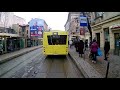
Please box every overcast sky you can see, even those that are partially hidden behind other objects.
[14,12,68,31]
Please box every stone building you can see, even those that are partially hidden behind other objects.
[90,12,120,55]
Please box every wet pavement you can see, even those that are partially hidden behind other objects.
[0,48,84,78]
[84,49,120,78]
[0,46,42,64]
[70,46,120,78]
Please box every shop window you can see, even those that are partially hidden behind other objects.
[104,28,110,41]
[27,30,28,34]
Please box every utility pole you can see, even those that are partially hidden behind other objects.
[82,12,86,60]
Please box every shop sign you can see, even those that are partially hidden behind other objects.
[110,24,120,29]
[80,16,88,26]
[80,27,85,35]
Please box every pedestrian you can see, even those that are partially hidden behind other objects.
[104,39,110,61]
[88,40,93,59]
[74,37,79,52]
[69,40,73,48]
[85,40,88,51]
[90,39,99,63]
[0,41,3,55]
[78,39,84,57]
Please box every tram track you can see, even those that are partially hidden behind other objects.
[37,55,85,78]
[0,48,85,78]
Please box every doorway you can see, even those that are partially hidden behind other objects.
[96,33,100,47]
[114,33,120,55]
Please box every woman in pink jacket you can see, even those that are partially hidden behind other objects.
[90,39,99,63]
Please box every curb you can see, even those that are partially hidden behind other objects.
[0,46,42,64]
[68,53,89,78]
[68,52,103,78]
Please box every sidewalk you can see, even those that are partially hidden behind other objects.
[69,46,120,78]
[84,48,120,78]
[68,47,103,78]
[0,45,42,64]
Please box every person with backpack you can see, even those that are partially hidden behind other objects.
[90,39,99,63]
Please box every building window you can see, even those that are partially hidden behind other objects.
[104,28,110,41]
[27,30,28,34]
[94,12,99,18]
[94,12,104,19]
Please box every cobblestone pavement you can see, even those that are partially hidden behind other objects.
[74,47,120,78]
[69,47,102,78]
[0,48,84,78]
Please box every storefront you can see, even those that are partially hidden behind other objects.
[27,39,31,47]
[0,35,9,54]
[7,37,21,52]
[110,24,120,55]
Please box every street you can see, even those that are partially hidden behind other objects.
[0,48,84,78]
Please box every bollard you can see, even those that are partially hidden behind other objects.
[84,49,86,60]
[105,56,110,78]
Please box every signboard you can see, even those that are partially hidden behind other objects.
[80,27,85,35]
[29,19,44,38]
[80,16,88,26]
[110,24,120,29]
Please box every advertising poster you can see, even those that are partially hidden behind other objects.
[29,19,44,38]
[80,27,85,35]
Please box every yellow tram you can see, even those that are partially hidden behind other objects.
[43,30,68,55]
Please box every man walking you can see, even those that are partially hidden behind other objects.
[85,40,88,51]
[104,39,110,61]
[78,39,84,57]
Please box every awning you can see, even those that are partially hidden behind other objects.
[110,24,120,29]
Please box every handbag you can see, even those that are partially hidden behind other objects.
[97,48,102,56]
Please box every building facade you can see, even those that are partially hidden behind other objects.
[19,24,30,48]
[91,12,120,55]
[29,18,48,45]
[0,12,26,54]
[65,12,80,41]
[65,12,91,44]
[0,12,26,28]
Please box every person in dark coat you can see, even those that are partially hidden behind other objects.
[104,39,110,61]
[78,39,84,57]
[74,37,79,52]
[85,40,88,51]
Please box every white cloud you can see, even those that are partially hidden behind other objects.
[14,12,68,31]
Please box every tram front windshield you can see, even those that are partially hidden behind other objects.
[47,35,67,45]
